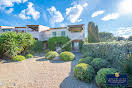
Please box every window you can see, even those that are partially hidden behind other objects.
[52,32,56,37]
[61,31,65,36]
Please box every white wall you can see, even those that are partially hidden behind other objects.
[41,28,85,41]
[70,31,85,41]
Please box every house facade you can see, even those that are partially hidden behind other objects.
[0,24,85,50]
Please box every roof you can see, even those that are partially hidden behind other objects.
[68,24,84,28]
[50,27,67,30]
[15,27,26,28]
[26,25,39,27]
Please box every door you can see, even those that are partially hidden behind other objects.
[73,42,79,50]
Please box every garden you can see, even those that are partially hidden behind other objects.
[73,22,132,88]
[0,22,132,88]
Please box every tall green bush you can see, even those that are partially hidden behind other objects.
[48,36,71,51]
[30,40,43,53]
[88,22,99,43]
[0,32,34,58]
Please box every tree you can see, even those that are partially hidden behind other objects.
[128,36,132,41]
[88,22,99,43]
[48,36,71,51]
[99,32,115,42]
[0,32,34,58]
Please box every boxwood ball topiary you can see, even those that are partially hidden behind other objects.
[95,68,124,88]
[74,63,95,82]
[60,51,75,61]
[45,51,59,60]
[78,56,93,64]
[91,58,109,72]
[13,55,26,61]
[25,54,34,58]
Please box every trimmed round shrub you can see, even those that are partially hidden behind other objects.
[13,55,26,61]
[78,56,93,64]
[60,51,75,61]
[91,58,109,72]
[25,54,33,58]
[45,51,59,60]
[74,63,95,82]
[96,68,121,88]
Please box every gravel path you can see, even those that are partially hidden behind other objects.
[0,52,97,88]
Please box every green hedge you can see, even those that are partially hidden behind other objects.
[82,42,132,70]
[13,55,26,61]
[0,32,34,58]
[48,36,71,51]
[74,63,95,82]
[60,51,75,61]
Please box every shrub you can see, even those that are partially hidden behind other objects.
[25,54,34,58]
[44,49,50,53]
[45,51,59,60]
[13,55,26,61]
[95,68,122,88]
[60,51,75,61]
[82,53,88,58]
[74,63,95,82]
[124,55,132,75]
[0,32,34,58]
[91,58,109,72]
[78,56,93,64]
[48,36,71,51]
[30,40,43,53]
[82,42,132,70]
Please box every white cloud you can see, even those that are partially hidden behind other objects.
[19,9,30,19]
[26,2,40,20]
[66,5,83,23]
[19,2,40,20]
[47,6,64,27]
[0,0,28,8]
[5,8,14,14]
[66,1,88,23]
[115,27,132,38]
[119,0,132,14]
[77,19,82,22]
[0,0,28,14]
[91,10,104,18]
[82,3,88,7]
[101,13,120,21]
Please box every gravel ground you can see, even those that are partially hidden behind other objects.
[0,52,97,88]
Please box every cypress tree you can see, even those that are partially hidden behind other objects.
[88,22,99,43]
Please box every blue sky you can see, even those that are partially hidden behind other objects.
[0,0,132,37]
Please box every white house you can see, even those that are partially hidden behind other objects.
[42,24,85,50]
[0,26,15,33]
[0,24,85,50]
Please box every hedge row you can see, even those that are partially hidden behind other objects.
[81,42,132,70]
